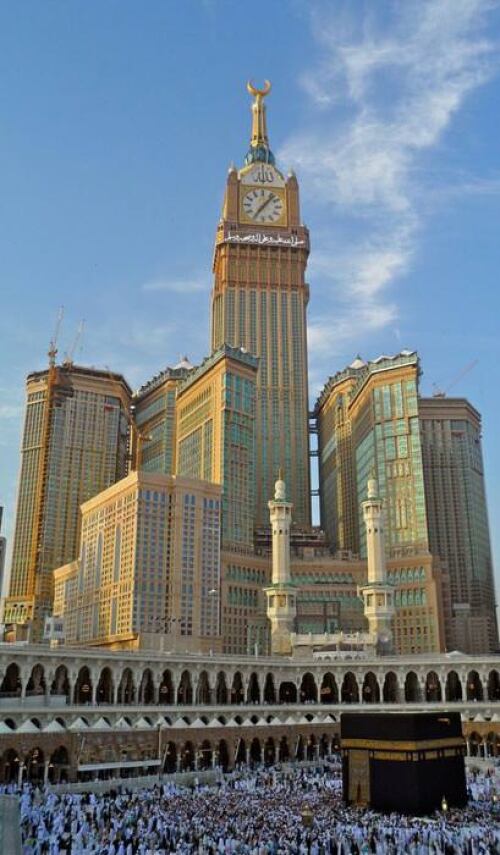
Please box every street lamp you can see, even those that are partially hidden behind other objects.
[441,795,448,814]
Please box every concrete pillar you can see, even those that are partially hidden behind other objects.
[480,674,489,700]
[17,764,23,787]
[458,672,467,700]
[207,672,216,705]
[44,760,50,785]
[245,746,250,765]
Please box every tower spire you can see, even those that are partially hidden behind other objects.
[245,80,275,166]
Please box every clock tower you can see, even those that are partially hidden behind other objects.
[211,82,311,527]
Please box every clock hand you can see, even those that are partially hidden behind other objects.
[254,195,274,218]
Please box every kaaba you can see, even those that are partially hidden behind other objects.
[341,712,467,815]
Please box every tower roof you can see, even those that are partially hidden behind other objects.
[244,80,275,166]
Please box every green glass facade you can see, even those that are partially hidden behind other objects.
[355,374,428,558]
[317,353,429,560]
[176,347,257,551]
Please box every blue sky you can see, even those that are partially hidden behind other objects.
[1,0,500,593]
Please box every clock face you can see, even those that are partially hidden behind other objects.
[242,188,284,223]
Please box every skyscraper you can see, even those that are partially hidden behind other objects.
[419,396,498,653]
[0,507,6,622]
[5,362,131,640]
[316,352,429,559]
[316,352,448,654]
[210,82,311,527]
[133,358,193,474]
[175,345,257,551]
[53,471,221,654]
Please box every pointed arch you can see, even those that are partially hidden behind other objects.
[0,663,21,698]
[247,672,261,704]
[300,672,318,703]
[362,672,380,703]
[488,670,500,701]
[164,742,177,773]
[278,736,290,762]
[341,672,359,704]
[263,673,276,704]
[96,667,114,704]
[230,672,244,704]
[218,739,230,771]
[159,670,174,705]
[425,671,442,702]
[404,671,420,702]
[138,668,155,704]
[196,671,211,705]
[215,672,228,704]
[264,737,275,766]
[445,671,462,702]
[50,665,70,700]
[382,671,399,703]
[26,664,46,697]
[249,737,261,765]
[74,666,92,704]
[279,681,297,703]
[117,668,135,704]
[320,673,339,704]
[466,671,483,702]
[177,671,193,705]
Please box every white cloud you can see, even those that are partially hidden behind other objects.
[279,0,498,367]
[142,276,207,294]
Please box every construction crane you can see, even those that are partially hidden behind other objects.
[28,308,65,627]
[48,306,64,367]
[432,360,478,398]
[63,319,85,367]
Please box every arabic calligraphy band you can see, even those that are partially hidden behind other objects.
[224,230,305,248]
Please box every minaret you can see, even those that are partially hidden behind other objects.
[359,475,395,653]
[264,472,297,655]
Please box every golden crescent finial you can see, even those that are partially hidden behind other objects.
[247,79,271,98]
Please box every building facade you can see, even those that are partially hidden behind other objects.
[316,352,428,561]
[5,364,131,640]
[53,471,222,653]
[210,83,311,527]
[0,645,498,785]
[133,359,193,475]
[175,346,257,551]
[419,397,498,653]
[0,507,6,625]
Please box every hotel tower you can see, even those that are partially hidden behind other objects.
[4,361,131,640]
[210,82,311,527]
